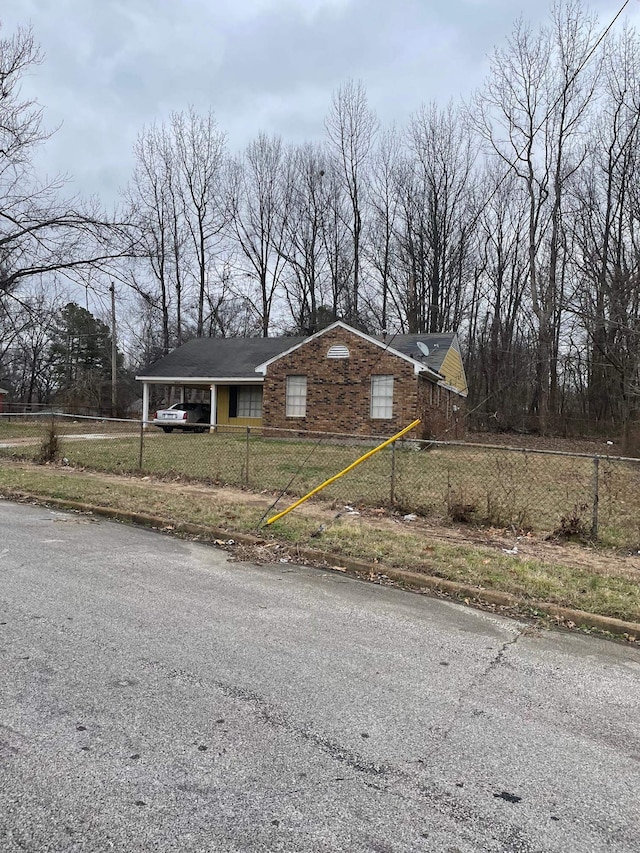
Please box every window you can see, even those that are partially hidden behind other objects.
[238,387,262,418]
[286,376,307,417]
[371,375,394,419]
[234,385,262,418]
[229,386,262,418]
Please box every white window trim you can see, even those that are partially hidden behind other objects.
[371,375,394,419]
[286,375,307,418]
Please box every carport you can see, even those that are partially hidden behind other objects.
[136,377,264,431]
[136,336,304,431]
[137,378,217,429]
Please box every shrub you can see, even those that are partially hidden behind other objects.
[554,502,591,541]
[38,424,60,464]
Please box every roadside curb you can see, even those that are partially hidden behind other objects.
[3,488,639,642]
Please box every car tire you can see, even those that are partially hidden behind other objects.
[162,426,173,433]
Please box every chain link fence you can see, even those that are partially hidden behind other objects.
[1,412,639,547]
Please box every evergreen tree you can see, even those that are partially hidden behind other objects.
[49,303,118,412]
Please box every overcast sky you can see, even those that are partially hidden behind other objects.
[2,0,636,205]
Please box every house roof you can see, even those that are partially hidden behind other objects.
[136,325,462,389]
[137,336,305,381]
[0,387,8,395]
[383,333,456,375]
[254,321,444,381]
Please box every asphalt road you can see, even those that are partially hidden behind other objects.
[1,500,639,853]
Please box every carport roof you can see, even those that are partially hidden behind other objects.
[137,336,306,381]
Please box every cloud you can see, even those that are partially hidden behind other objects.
[2,0,637,202]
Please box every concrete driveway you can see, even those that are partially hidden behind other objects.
[0,500,639,852]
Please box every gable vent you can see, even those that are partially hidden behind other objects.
[327,344,350,359]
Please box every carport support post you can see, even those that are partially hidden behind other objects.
[209,384,217,433]
[142,382,150,430]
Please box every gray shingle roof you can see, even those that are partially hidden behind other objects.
[379,333,455,374]
[137,336,306,380]
[137,329,459,382]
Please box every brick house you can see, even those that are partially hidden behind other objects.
[137,321,468,439]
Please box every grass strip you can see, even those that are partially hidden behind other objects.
[0,460,639,626]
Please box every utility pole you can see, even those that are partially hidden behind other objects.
[110,281,117,417]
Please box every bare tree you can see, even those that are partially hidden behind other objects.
[472,0,600,432]
[123,109,228,350]
[2,282,61,406]
[123,124,175,354]
[466,168,532,428]
[227,133,290,337]
[277,143,331,333]
[171,108,227,337]
[319,162,351,324]
[367,127,402,332]
[325,79,377,323]
[407,101,477,333]
[0,24,128,301]
[570,24,640,432]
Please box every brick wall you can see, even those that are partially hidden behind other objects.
[262,327,419,436]
[417,379,467,440]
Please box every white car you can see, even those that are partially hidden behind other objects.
[152,403,211,433]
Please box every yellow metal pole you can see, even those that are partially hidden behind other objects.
[265,419,421,526]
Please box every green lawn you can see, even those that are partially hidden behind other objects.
[1,419,639,547]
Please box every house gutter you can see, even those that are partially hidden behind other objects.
[135,376,264,383]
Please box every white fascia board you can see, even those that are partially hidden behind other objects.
[254,321,372,374]
[438,380,468,398]
[135,376,264,384]
[415,364,443,380]
[254,320,441,378]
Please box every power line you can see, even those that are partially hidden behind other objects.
[468,0,633,233]
[366,3,634,438]
[444,1,636,433]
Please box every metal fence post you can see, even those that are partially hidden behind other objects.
[390,441,396,506]
[138,419,144,470]
[245,426,250,486]
[591,456,599,539]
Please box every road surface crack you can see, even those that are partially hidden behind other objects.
[211,678,396,779]
[431,627,525,752]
